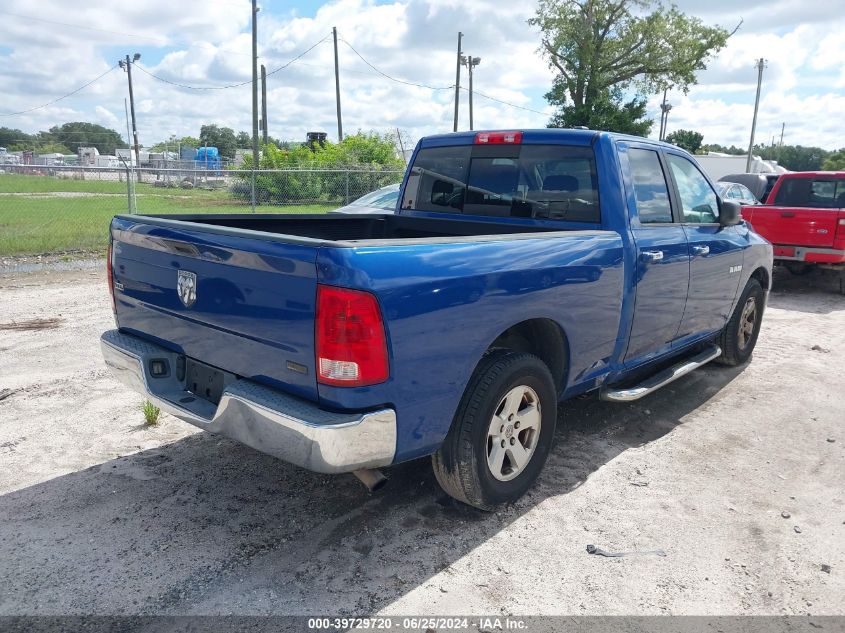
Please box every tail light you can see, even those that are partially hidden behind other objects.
[106,238,116,317]
[834,217,845,250]
[474,131,522,145]
[316,285,389,387]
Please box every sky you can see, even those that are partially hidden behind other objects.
[1,0,844,151]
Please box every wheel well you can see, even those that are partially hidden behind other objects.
[487,319,568,390]
[750,266,770,291]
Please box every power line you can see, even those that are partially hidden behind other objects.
[2,132,134,138]
[461,86,549,116]
[337,35,548,117]
[338,37,452,91]
[0,10,167,42]
[0,10,253,57]
[264,36,331,77]
[133,63,252,90]
[0,66,118,117]
[133,35,330,90]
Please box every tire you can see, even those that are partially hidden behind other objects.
[432,351,557,510]
[716,278,765,366]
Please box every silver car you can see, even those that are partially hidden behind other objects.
[329,183,401,215]
[716,181,761,205]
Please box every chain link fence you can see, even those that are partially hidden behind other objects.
[0,164,404,257]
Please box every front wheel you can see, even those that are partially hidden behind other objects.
[716,278,765,366]
[432,351,557,510]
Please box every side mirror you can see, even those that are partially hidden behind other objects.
[719,200,742,227]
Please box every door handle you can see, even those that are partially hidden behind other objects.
[692,245,710,256]
[642,250,664,262]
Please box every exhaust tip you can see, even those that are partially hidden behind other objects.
[353,468,388,492]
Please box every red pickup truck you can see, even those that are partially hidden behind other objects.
[742,172,845,284]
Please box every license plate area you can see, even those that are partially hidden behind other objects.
[185,359,226,405]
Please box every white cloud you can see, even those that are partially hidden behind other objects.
[0,0,843,151]
[94,105,120,130]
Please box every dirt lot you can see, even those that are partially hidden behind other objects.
[0,264,842,617]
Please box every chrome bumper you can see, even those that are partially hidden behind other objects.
[100,330,396,474]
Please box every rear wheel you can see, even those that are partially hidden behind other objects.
[432,351,557,510]
[716,278,765,366]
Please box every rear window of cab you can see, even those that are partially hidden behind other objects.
[402,144,600,223]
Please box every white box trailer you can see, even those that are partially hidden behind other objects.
[696,153,787,181]
[96,155,120,168]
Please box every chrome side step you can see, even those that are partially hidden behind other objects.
[600,345,721,402]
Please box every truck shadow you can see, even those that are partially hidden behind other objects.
[769,266,844,314]
[0,364,745,616]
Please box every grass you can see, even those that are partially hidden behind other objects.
[0,173,131,195]
[0,173,234,196]
[140,400,161,426]
[0,172,334,256]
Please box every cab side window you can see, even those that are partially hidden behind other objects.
[628,148,672,224]
[666,154,719,223]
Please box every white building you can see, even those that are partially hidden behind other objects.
[116,148,150,166]
[696,152,788,182]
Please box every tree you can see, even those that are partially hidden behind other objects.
[546,85,652,135]
[236,131,251,148]
[34,142,73,154]
[665,129,703,153]
[148,136,200,153]
[530,0,732,132]
[0,127,33,149]
[754,145,830,172]
[822,149,845,171]
[237,132,404,205]
[48,122,127,155]
[702,143,745,155]
[199,125,237,160]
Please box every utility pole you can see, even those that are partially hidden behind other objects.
[251,0,259,212]
[333,27,343,142]
[452,32,463,132]
[461,55,481,130]
[396,127,406,165]
[260,64,268,145]
[122,98,136,213]
[746,58,766,172]
[658,89,672,141]
[779,122,785,146]
[251,0,260,168]
[118,54,141,175]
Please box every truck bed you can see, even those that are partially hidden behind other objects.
[133,213,570,244]
[743,172,845,264]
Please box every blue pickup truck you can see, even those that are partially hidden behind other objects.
[101,129,772,509]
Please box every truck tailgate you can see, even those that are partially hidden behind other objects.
[744,206,839,248]
[110,216,319,401]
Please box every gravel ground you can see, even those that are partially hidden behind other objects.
[0,264,842,617]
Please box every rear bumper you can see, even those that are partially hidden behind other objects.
[100,329,396,474]
[773,245,845,265]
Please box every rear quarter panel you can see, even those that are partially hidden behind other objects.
[316,232,624,462]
